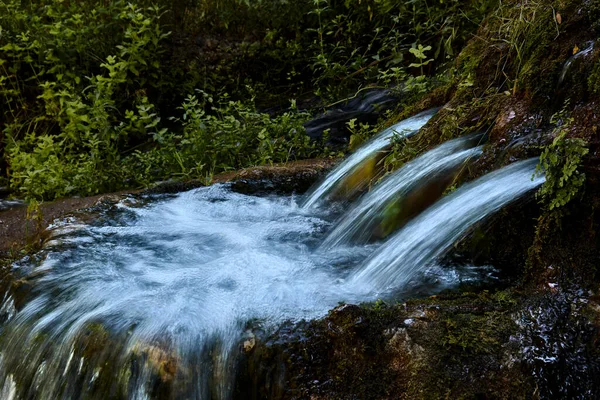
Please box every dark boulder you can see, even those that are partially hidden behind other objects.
[304,89,400,144]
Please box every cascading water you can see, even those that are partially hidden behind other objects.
[303,88,400,142]
[0,199,24,212]
[0,179,500,399]
[301,109,437,209]
[348,158,545,294]
[0,121,546,398]
[0,187,378,399]
[0,186,380,399]
[321,134,484,248]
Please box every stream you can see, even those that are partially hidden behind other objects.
[0,111,544,399]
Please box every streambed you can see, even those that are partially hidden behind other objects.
[0,110,545,399]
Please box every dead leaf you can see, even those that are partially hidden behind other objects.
[573,45,580,55]
[556,12,562,24]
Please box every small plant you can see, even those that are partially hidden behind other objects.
[409,44,434,76]
[25,199,44,247]
[347,118,377,151]
[373,298,387,311]
[535,106,589,211]
[382,129,422,173]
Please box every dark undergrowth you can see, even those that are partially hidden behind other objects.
[0,0,496,201]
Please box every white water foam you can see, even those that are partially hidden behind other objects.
[302,109,437,208]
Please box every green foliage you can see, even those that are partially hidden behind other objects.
[0,1,317,201]
[383,132,421,172]
[1,1,170,200]
[347,118,378,152]
[176,0,496,101]
[380,75,448,172]
[0,0,499,201]
[305,0,497,99]
[124,93,318,187]
[535,107,589,211]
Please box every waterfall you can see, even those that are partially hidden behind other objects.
[349,158,545,293]
[321,134,484,248]
[0,131,546,398]
[0,187,377,400]
[558,41,595,85]
[301,109,437,209]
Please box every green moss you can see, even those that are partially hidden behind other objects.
[588,59,600,94]
[400,291,533,398]
[240,290,536,399]
[442,311,510,354]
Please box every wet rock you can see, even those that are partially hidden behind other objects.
[326,304,365,335]
[228,160,336,195]
[144,159,337,196]
[236,290,550,399]
[304,89,400,144]
[138,345,179,384]
[0,200,25,212]
[93,194,124,206]
[513,289,600,399]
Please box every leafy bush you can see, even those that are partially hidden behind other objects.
[306,0,498,99]
[165,0,498,101]
[1,1,317,201]
[535,108,589,211]
[123,93,319,187]
[0,0,499,201]
[1,1,170,200]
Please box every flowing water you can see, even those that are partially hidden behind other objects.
[348,158,545,294]
[0,188,379,399]
[0,114,546,398]
[303,88,400,142]
[558,41,595,85]
[0,180,501,399]
[321,134,484,248]
[301,109,437,209]
[0,199,25,211]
